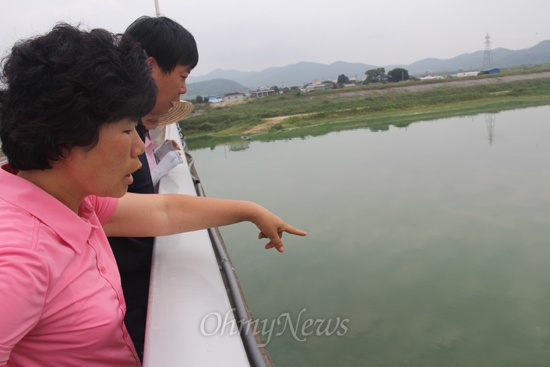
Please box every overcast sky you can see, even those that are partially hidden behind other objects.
[1,0,550,79]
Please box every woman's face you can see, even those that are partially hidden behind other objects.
[66,118,145,199]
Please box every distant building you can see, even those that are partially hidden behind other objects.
[419,75,445,80]
[250,88,276,98]
[302,80,334,92]
[447,71,480,78]
[208,96,223,103]
[447,68,500,78]
[222,92,246,102]
[479,68,501,75]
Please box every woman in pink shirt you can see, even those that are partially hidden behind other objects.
[0,24,306,367]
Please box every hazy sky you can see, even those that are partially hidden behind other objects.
[1,0,550,79]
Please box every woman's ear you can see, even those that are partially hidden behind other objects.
[146,56,157,70]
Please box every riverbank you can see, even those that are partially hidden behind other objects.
[245,72,550,134]
[182,70,550,150]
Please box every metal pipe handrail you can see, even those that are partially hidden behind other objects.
[176,124,270,367]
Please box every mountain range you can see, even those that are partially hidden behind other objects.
[186,40,550,99]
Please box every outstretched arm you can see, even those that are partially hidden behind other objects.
[103,193,307,252]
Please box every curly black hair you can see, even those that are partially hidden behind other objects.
[0,23,157,170]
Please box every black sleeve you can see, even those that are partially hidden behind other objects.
[128,153,155,195]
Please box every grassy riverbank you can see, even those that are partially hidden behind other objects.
[182,70,550,150]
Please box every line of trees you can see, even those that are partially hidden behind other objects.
[336,67,411,87]
[364,67,410,84]
[192,67,412,104]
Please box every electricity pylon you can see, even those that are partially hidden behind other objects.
[483,33,494,69]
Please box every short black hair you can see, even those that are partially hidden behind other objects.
[125,16,199,73]
[0,23,157,170]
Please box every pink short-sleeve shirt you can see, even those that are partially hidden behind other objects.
[0,165,141,367]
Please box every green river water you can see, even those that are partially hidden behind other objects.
[190,105,550,367]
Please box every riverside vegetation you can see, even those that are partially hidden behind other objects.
[181,66,550,150]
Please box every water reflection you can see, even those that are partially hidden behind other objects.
[228,140,250,152]
[186,104,529,152]
[485,113,496,145]
[190,106,550,367]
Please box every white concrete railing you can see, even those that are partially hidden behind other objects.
[143,123,250,367]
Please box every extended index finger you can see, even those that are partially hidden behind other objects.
[284,225,308,237]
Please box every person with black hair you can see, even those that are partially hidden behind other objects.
[108,16,200,359]
[0,24,306,367]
